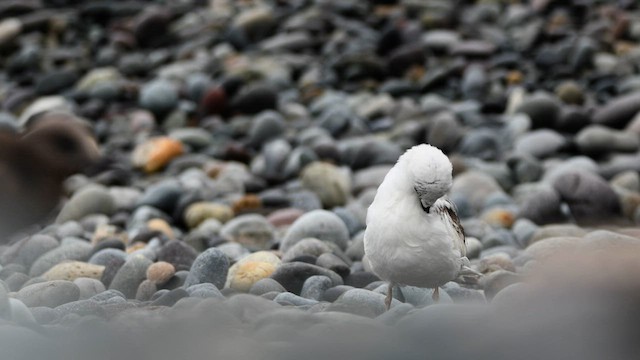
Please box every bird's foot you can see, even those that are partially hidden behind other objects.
[432,287,440,302]
[385,283,394,310]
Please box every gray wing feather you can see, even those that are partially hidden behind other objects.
[435,198,466,257]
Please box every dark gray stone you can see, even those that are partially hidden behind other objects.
[183,248,229,289]
[108,255,153,299]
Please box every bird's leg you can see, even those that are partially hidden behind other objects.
[432,287,440,302]
[385,283,394,310]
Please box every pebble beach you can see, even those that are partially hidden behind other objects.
[1,1,640,359]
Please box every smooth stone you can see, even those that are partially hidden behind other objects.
[42,262,104,281]
[399,285,453,307]
[273,292,319,307]
[184,202,234,228]
[352,165,393,194]
[281,238,333,262]
[480,270,522,299]
[529,224,587,245]
[55,299,105,319]
[183,248,230,289]
[300,162,351,208]
[161,270,189,290]
[248,110,286,148]
[73,278,106,300]
[280,210,350,252]
[55,221,85,239]
[512,219,538,248]
[139,79,178,115]
[136,181,182,214]
[185,283,224,300]
[5,273,29,291]
[575,125,640,154]
[516,186,565,225]
[478,253,516,273]
[524,236,583,259]
[343,271,381,288]
[157,240,198,272]
[266,208,304,227]
[215,242,249,264]
[458,129,501,161]
[146,261,175,285]
[16,280,80,308]
[56,185,116,223]
[330,288,401,318]
[427,112,465,153]
[249,278,286,296]
[315,253,350,277]
[19,96,72,126]
[134,280,156,301]
[288,190,323,212]
[346,232,365,261]
[219,214,275,251]
[11,235,59,269]
[231,84,278,115]
[513,129,566,158]
[611,171,640,193]
[35,69,77,95]
[451,171,504,212]
[481,229,517,248]
[226,251,280,291]
[319,285,354,302]
[108,255,153,299]
[88,248,127,266]
[553,171,621,223]
[29,241,93,277]
[150,288,189,307]
[515,93,561,128]
[506,154,543,184]
[442,285,486,304]
[555,81,584,105]
[270,262,343,295]
[131,137,185,173]
[300,275,333,301]
[592,91,640,128]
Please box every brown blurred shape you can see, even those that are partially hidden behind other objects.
[0,112,100,243]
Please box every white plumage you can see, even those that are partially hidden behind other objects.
[363,144,476,308]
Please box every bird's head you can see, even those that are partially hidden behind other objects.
[20,112,101,179]
[400,144,453,211]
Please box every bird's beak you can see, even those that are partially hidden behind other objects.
[420,198,431,212]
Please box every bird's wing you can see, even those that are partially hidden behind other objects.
[434,198,466,257]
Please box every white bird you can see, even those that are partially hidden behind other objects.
[363,144,479,309]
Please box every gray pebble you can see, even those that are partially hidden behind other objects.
[56,185,116,224]
[16,280,80,308]
[73,278,106,300]
[280,210,350,252]
[29,240,93,277]
[109,255,153,299]
[183,247,229,289]
[249,278,286,296]
[220,214,275,251]
[300,275,333,301]
[330,288,401,317]
[185,283,225,300]
[270,262,343,294]
[273,292,319,307]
